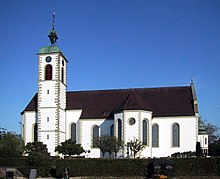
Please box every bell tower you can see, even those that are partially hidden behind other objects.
[37,13,67,155]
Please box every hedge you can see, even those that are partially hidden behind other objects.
[55,159,150,177]
[0,158,26,167]
[1,157,220,177]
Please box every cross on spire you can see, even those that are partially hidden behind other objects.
[48,12,58,45]
[52,12,55,30]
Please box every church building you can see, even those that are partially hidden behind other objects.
[21,18,208,158]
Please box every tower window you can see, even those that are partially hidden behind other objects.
[47,135,49,139]
[45,64,52,80]
[47,90,49,94]
[61,67,64,83]
[47,117,49,122]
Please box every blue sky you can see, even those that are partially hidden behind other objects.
[0,0,220,134]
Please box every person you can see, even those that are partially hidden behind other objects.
[64,167,69,179]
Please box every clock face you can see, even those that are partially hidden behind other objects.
[45,56,52,63]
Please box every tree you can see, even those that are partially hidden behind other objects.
[203,121,220,156]
[0,129,24,158]
[110,136,123,158]
[24,142,52,177]
[129,138,145,158]
[24,142,48,155]
[26,151,52,177]
[95,135,110,158]
[204,122,219,143]
[94,135,123,158]
[55,139,84,157]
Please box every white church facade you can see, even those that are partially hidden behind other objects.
[21,21,208,158]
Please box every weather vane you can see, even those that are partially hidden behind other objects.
[52,12,56,30]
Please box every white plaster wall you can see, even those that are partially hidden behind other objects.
[80,118,113,158]
[38,81,57,107]
[22,111,37,145]
[39,131,56,156]
[66,110,82,142]
[123,111,139,143]
[59,109,66,133]
[151,116,197,158]
[114,113,124,139]
[39,108,56,131]
[119,110,153,158]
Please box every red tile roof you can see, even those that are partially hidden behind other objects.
[22,86,195,118]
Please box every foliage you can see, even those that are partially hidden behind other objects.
[55,158,150,177]
[22,141,52,177]
[203,121,220,156]
[95,135,110,158]
[25,151,52,177]
[111,136,124,158]
[55,139,84,157]
[196,142,202,157]
[208,139,220,157]
[0,129,24,158]
[94,135,123,158]
[204,122,219,143]
[1,158,220,177]
[129,138,145,158]
[24,142,48,155]
[55,158,220,177]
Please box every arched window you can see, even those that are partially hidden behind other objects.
[152,124,159,147]
[172,123,180,147]
[33,123,38,142]
[92,125,99,148]
[70,123,76,142]
[143,119,149,145]
[117,119,122,141]
[110,124,114,137]
[61,67,64,83]
[45,64,52,80]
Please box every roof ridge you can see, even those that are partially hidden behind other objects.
[67,85,190,93]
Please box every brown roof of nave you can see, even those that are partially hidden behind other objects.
[22,86,195,118]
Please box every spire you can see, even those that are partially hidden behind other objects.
[48,12,58,45]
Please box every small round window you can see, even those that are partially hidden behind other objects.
[129,118,136,125]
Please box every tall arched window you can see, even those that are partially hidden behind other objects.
[110,124,114,137]
[152,124,159,147]
[70,123,76,142]
[117,119,122,141]
[45,64,52,80]
[172,123,180,147]
[33,123,38,142]
[61,67,64,83]
[143,119,149,145]
[92,125,99,148]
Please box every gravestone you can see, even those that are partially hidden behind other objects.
[29,169,37,179]
[6,171,14,179]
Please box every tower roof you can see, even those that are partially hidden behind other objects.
[38,13,62,54]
